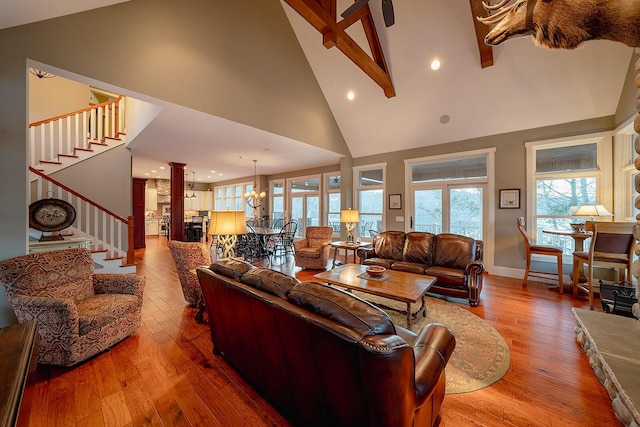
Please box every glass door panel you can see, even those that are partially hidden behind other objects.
[450,187,483,239]
[413,189,442,233]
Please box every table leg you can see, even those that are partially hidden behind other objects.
[332,249,340,268]
[406,302,412,329]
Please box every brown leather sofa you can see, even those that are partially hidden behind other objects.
[357,231,484,306]
[197,258,456,427]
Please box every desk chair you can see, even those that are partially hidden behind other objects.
[572,221,634,309]
[517,217,564,293]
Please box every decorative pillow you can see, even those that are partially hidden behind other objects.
[209,258,254,280]
[240,268,300,299]
[288,282,395,336]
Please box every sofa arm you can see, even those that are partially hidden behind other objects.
[465,261,484,307]
[413,323,456,405]
[10,295,80,335]
[293,239,309,251]
[356,247,376,264]
[93,274,145,297]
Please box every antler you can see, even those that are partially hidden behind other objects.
[477,0,516,25]
[482,0,512,11]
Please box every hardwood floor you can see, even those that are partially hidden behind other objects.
[23,236,621,426]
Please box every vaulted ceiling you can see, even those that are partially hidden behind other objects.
[3,0,634,182]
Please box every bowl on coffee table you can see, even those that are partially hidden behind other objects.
[366,265,386,278]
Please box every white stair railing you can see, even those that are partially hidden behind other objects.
[29,166,135,266]
[29,96,125,168]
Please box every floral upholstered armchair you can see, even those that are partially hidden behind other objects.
[293,226,334,269]
[0,248,145,367]
[168,240,210,321]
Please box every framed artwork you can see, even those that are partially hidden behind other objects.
[389,194,402,209]
[499,189,520,209]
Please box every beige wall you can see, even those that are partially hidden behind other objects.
[615,53,640,127]
[0,0,348,326]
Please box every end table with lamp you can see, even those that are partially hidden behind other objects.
[331,241,371,268]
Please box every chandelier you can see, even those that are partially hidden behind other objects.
[244,160,266,209]
[30,68,56,79]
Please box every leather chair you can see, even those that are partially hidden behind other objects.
[517,217,564,293]
[293,226,333,269]
[572,221,634,309]
[0,248,145,366]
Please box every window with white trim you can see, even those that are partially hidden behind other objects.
[526,135,612,255]
[354,164,385,239]
[324,173,341,236]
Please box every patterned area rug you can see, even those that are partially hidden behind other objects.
[353,292,510,394]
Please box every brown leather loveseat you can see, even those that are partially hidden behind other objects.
[357,231,484,306]
[197,258,456,427]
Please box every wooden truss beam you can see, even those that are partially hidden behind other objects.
[284,0,396,98]
[469,0,494,68]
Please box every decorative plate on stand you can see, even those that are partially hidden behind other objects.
[29,198,76,241]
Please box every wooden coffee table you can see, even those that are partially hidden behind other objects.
[314,264,436,329]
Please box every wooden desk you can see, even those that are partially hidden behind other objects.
[0,322,37,427]
[330,241,371,268]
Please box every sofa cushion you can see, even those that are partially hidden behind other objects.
[373,231,405,260]
[425,265,466,287]
[403,232,435,265]
[433,234,477,269]
[76,293,141,335]
[390,261,427,275]
[210,258,255,280]
[288,282,395,337]
[240,268,300,299]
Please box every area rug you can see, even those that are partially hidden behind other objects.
[353,292,510,394]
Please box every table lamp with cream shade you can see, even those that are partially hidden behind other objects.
[341,209,360,244]
[570,204,613,232]
[208,211,247,259]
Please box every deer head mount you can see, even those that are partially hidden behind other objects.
[477,0,640,49]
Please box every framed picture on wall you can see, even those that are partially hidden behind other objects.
[389,194,402,209]
[499,189,520,209]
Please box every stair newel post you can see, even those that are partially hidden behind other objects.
[127,215,135,265]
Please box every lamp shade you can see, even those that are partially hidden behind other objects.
[572,204,613,217]
[340,209,360,223]
[208,211,247,236]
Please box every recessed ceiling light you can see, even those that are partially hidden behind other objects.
[159,166,165,170]
[144,173,150,176]
[151,170,156,173]
[210,170,216,173]
[347,91,355,101]
[431,59,441,71]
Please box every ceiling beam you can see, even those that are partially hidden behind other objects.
[469,0,494,68]
[284,0,395,98]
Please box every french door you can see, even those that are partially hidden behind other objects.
[410,184,485,240]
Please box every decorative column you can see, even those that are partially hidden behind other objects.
[169,162,186,241]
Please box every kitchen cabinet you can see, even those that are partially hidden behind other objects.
[184,191,213,211]
[145,187,158,211]
[145,218,160,236]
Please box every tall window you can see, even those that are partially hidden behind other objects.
[325,173,341,236]
[354,165,385,238]
[289,176,320,237]
[214,183,249,212]
[614,121,638,221]
[526,136,611,254]
[270,180,285,224]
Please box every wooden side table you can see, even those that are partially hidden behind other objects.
[331,241,371,268]
[0,322,37,427]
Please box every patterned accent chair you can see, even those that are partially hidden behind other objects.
[293,226,333,270]
[168,240,210,306]
[0,248,145,367]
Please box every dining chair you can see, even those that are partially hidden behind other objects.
[572,221,634,309]
[517,217,564,293]
[273,220,297,258]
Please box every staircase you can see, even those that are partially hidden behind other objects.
[29,96,135,273]
[29,96,126,176]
